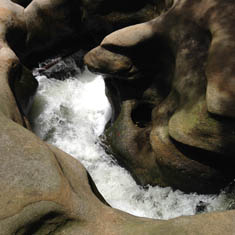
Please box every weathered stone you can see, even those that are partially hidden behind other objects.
[85,0,235,193]
[101,22,154,49]
[1,0,235,234]
[84,46,137,76]
[18,0,162,67]
[23,0,82,65]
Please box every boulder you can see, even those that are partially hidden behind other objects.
[85,0,235,193]
[14,0,167,67]
[1,0,235,234]
[22,0,82,66]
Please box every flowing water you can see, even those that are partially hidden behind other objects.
[29,56,235,220]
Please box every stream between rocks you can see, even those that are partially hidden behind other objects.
[29,55,235,220]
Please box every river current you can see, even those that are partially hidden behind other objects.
[29,56,235,220]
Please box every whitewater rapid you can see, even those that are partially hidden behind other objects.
[29,59,235,220]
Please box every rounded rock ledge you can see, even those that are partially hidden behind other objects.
[0,0,235,235]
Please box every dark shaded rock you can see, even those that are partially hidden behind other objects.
[196,201,209,214]
[13,66,38,116]
[37,51,86,80]
[22,0,82,66]
[11,0,165,67]
[10,0,32,7]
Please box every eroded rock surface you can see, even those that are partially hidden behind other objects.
[0,0,235,234]
[85,0,235,194]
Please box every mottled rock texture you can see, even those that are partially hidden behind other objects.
[0,0,234,234]
[85,0,235,194]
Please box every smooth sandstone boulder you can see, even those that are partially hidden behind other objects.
[84,46,137,76]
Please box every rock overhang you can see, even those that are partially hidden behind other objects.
[0,0,235,234]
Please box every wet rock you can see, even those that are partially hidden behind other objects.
[196,201,209,214]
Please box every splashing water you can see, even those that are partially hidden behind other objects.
[29,58,235,220]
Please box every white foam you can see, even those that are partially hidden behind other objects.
[29,65,234,220]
